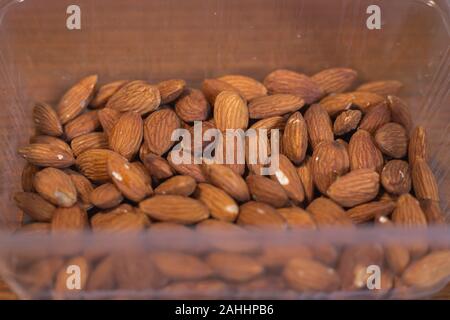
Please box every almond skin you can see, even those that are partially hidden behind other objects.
[157,79,186,104]
[21,163,39,192]
[320,92,384,116]
[155,175,197,196]
[271,155,305,204]
[57,75,97,124]
[246,175,288,208]
[282,111,308,165]
[296,156,314,204]
[304,104,334,149]
[76,149,115,182]
[151,252,213,280]
[311,67,358,94]
[217,75,267,101]
[54,256,90,298]
[248,94,305,119]
[387,95,413,133]
[237,201,286,230]
[144,108,180,156]
[214,91,249,130]
[327,169,380,207]
[143,153,175,180]
[109,111,143,160]
[408,126,428,167]
[276,207,317,229]
[348,129,384,173]
[106,80,161,115]
[195,183,239,222]
[65,169,94,208]
[206,252,264,282]
[306,197,353,227]
[14,192,55,222]
[33,102,63,136]
[33,168,77,207]
[167,151,207,182]
[381,160,411,195]
[356,80,403,96]
[333,109,362,136]
[91,210,150,232]
[71,132,109,157]
[51,205,89,231]
[90,80,128,108]
[264,69,324,104]
[175,88,210,122]
[358,102,391,133]
[392,194,427,227]
[420,199,446,225]
[29,135,73,155]
[18,143,75,168]
[139,195,209,224]
[412,158,440,201]
[90,183,124,209]
[374,122,408,159]
[201,78,241,106]
[202,164,250,202]
[98,107,121,136]
[346,200,395,224]
[311,141,350,194]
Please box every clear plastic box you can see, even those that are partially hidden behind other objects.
[0,0,449,299]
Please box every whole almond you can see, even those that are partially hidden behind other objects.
[143,153,175,180]
[109,111,143,160]
[356,80,403,96]
[51,205,89,231]
[140,195,209,224]
[201,78,242,106]
[151,252,213,280]
[90,80,128,108]
[320,92,384,116]
[195,183,239,222]
[76,149,115,182]
[412,158,439,201]
[155,175,197,196]
[272,155,305,204]
[392,194,427,227]
[276,207,316,229]
[246,174,288,208]
[408,126,427,167]
[90,183,124,209]
[33,168,77,207]
[21,163,39,192]
[264,69,324,104]
[167,151,207,182]
[175,88,210,122]
[65,169,94,208]
[311,67,358,94]
[348,129,384,173]
[14,192,55,222]
[282,111,308,165]
[218,75,267,101]
[402,251,450,289]
[214,91,249,130]
[33,102,63,136]
[237,201,286,230]
[206,252,264,282]
[311,141,349,194]
[57,75,97,124]
[106,80,161,115]
[157,79,186,104]
[64,110,100,141]
[98,107,121,136]
[381,160,411,195]
[333,109,362,136]
[130,161,151,185]
[18,143,75,168]
[350,91,386,112]
[91,210,150,232]
[327,169,380,207]
[296,156,314,203]
[250,116,287,131]
[346,200,395,224]
[387,95,412,133]
[420,199,446,225]
[248,94,305,119]
[29,135,73,155]
[86,256,115,291]
[144,108,180,155]
[374,122,408,158]
[358,102,391,133]
[304,104,333,149]
[306,197,353,227]
[71,132,109,157]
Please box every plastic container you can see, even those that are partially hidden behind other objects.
[0,0,449,299]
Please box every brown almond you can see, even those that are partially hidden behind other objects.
[76,149,115,182]
[311,67,358,94]
[143,153,175,180]
[358,102,391,133]
[14,192,55,222]
[90,183,123,209]
[408,126,427,167]
[392,194,427,227]
[71,132,109,157]
[130,161,151,185]
[374,122,408,158]
[402,251,450,289]
[319,93,354,116]
[144,108,180,155]
[155,175,197,196]
[306,197,353,227]
[348,129,384,173]
[29,135,73,155]
[65,169,94,208]
[175,88,210,122]
[237,201,286,230]
[54,257,90,298]
[276,207,316,229]
[51,205,89,231]
[91,210,150,232]
[206,252,264,282]
[420,199,446,225]
[90,80,128,108]
[157,79,186,104]
[33,102,63,136]
[98,107,121,136]
[272,155,305,204]
[282,111,308,165]
[250,116,287,131]
[248,94,305,119]
[151,252,213,280]
[246,174,288,208]
[21,163,39,192]
[64,110,100,141]
[33,168,77,207]
[57,75,98,124]
[387,95,413,133]
[86,256,115,291]
[381,160,411,195]
[333,109,362,136]
[201,78,242,106]
[167,151,207,182]
[109,111,143,160]
[346,200,395,224]
[18,143,75,168]
[296,156,315,204]
[351,91,386,112]
[214,91,249,130]
[195,183,239,222]
[218,74,267,101]
[412,158,439,201]
[356,80,403,96]
[304,104,334,149]
[19,222,51,234]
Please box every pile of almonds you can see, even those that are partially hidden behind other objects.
[12,68,450,298]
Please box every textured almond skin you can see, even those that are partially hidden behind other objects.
[21,163,39,192]
[311,141,349,194]
[33,168,77,207]
[51,205,89,231]
[381,160,411,195]
[346,200,395,224]
[356,80,403,96]
[201,78,241,106]
[151,252,213,280]
[387,95,413,133]
[144,108,180,155]
[107,152,152,202]
[296,156,314,203]
[311,67,358,94]
[412,158,439,201]
[359,102,391,133]
[320,92,385,116]
[33,102,63,136]
[195,183,239,222]
[57,75,97,124]
[91,210,150,232]
[18,143,75,168]
[213,132,246,176]
[76,149,115,182]
[306,197,353,227]
[250,116,287,131]
[333,109,362,136]
[143,153,175,180]
[90,80,128,108]
[283,258,340,292]
[157,79,186,104]
[214,91,249,130]
[64,110,100,141]
[304,104,333,149]
[30,135,73,155]
[392,194,427,227]
[140,195,209,224]
[206,252,264,282]
[98,108,121,136]
[155,175,196,196]
[420,199,446,225]
[66,169,94,208]
[218,75,267,101]
[327,169,380,207]
[264,69,324,104]
[246,175,288,208]
[203,164,250,202]
[248,94,305,119]
[167,152,207,182]
[408,126,428,167]
[175,88,210,122]
[237,201,286,230]
[348,129,384,173]
[109,111,143,160]
[282,111,308,165]
[86,256,115,291]
[272,155,305,204]
[402,251,450,289]
[276,207,316,229]
[71,132,109,157]
[106,80,161,115]
[90,183,123,209]
[375,122,408,159]
[14,192,55,222]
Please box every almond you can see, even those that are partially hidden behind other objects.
[175,88,210,122]
[420,199,446,225]
[358,102,391,133]
[64,110,100,141]
[374,122,408,158]
[14,192,55,222]
[106,80,161,115]
[392,193,427,227]
[217,75,267,101]
[206,252,264,282]
[139,195,209,224]
[71,132,109,157]
[264,69,324,104]
[250,116,287,131]
[246,174,288,208]
[333,109,362,136]
[237,201,286,230]
[21,163,39,192]
[91,210,150,232]
[90,183,124,209]
[327,169,380,207]
[54,257,90,298]
[311,67,358,94]
[412,158,439,201]
[248,94,305,119]
[387,95,412,133]
[214,90,249,130]
[151,252,213,280]
[33,102,63,136]
[18,143,75,168]
[98,107,120,136]
[381,160,411,195]
[306,197,352,227]
[195,183,239,222]
[304,104,333,149]
[282,111,308,165]
[144,108,180,155]
[276,207,316,229]
[130,161,151,185]
[65,169,94,208]
[157,79,186,104]
[201,78,242,106]
[143,153,175,180]
[19,222,51,234]
[356,80,403,96]
[33,168,77,207]
[86,256,115,291]
[348,129,384,173]
[167,151,207,182]
[29,135,73,155]
[351,91,386,112]
[296,156,315,204]
[271,155,305,204]
[51,205,89,231]
[57,75,97,124]
[320,92,385,116]
[76,149,115,182]
[109,111,143,160]
[90,80,128,108]
[155,175,197,196]
[346,200,395,224]
[408,126,427,167]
